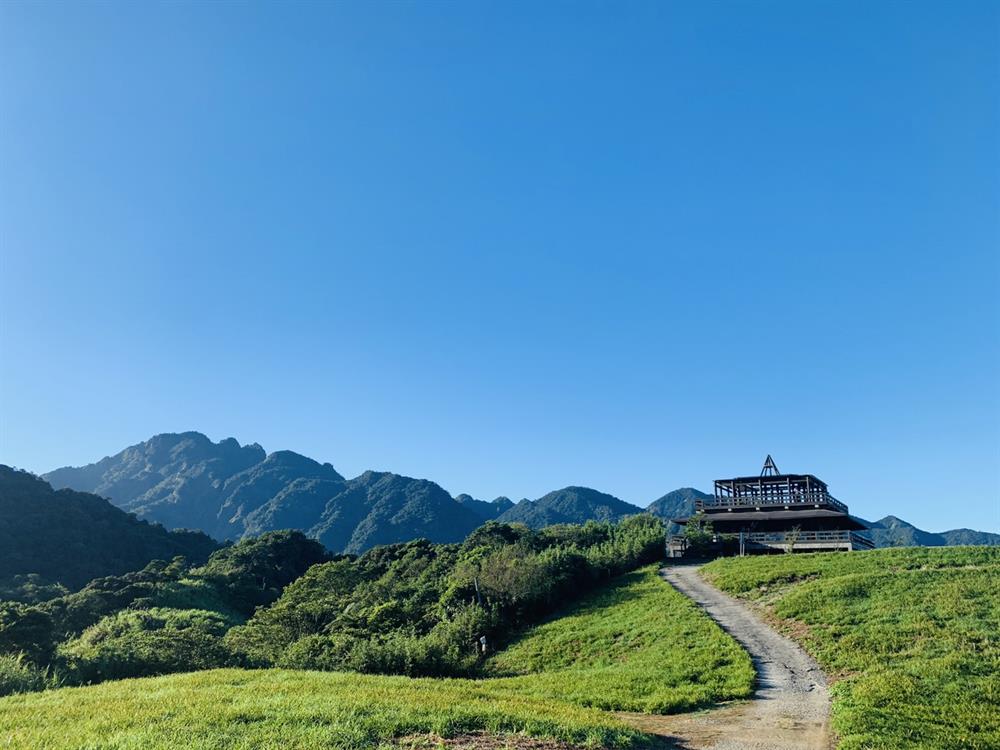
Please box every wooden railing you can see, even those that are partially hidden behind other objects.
[667,530,875,552]
[697,491,849,515]
[742,530,874,548]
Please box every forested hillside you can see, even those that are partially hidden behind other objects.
[0,515,665,697]
[645,487,713,531]
[0,466,218,592]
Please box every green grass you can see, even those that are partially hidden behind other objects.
[703,546,1000,750]
[489,566,754,713]
[0,668,641,749]
[0,566,754,749]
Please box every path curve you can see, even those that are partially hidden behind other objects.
[619,564,832,750]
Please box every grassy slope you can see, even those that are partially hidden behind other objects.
[489,566,754,713]
[0,566,753,749]
[703,546,1000,750]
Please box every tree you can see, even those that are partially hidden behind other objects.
[682,513,715,556]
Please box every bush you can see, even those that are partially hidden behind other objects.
[59,608,235,684]
[0,653,48,696]
[0,575,69,605]
[0,603,56,665]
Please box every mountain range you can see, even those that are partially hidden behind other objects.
[44,433,485,554]
[860,515,1000,548]
[39,431,999,553]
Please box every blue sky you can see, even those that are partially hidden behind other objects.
[1,1,997,531]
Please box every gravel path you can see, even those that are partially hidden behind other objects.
[618,564,832,750]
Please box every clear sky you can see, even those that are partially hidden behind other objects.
[1,1,997,532]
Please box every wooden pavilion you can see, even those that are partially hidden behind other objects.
[669,456,874,556]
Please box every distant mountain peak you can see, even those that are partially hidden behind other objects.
[646,487,713,527]
[43,435,478,554]
[455,493,515,521]
[874,515,915,528]
[496,486,640,528]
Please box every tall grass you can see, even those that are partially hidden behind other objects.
[703,546,1000,750]
[0,653,48,697]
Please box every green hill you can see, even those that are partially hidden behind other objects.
[0,466,219,591]
[703,546,1000,750]
[487,566,753,713]
[305,470,483,553]
[644,487,711,520]
[497,486,642,528]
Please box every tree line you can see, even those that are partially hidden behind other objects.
[1,516,664,694]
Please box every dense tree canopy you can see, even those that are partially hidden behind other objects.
[0,515,665,694]
[0,466,219,591]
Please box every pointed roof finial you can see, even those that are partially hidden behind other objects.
[761,455,780,476]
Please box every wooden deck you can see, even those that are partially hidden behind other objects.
[667,530,874,557]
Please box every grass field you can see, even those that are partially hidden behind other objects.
[0,566,753,749]
[703,546,1000,750]
[0,668,641,749]
[489,566,754,713]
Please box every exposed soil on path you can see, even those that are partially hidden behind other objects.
[617,565,833,750]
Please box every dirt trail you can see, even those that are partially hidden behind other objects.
[618,564,832,750]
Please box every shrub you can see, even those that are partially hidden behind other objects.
[59,608,235,684]
[0,653,48,696]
